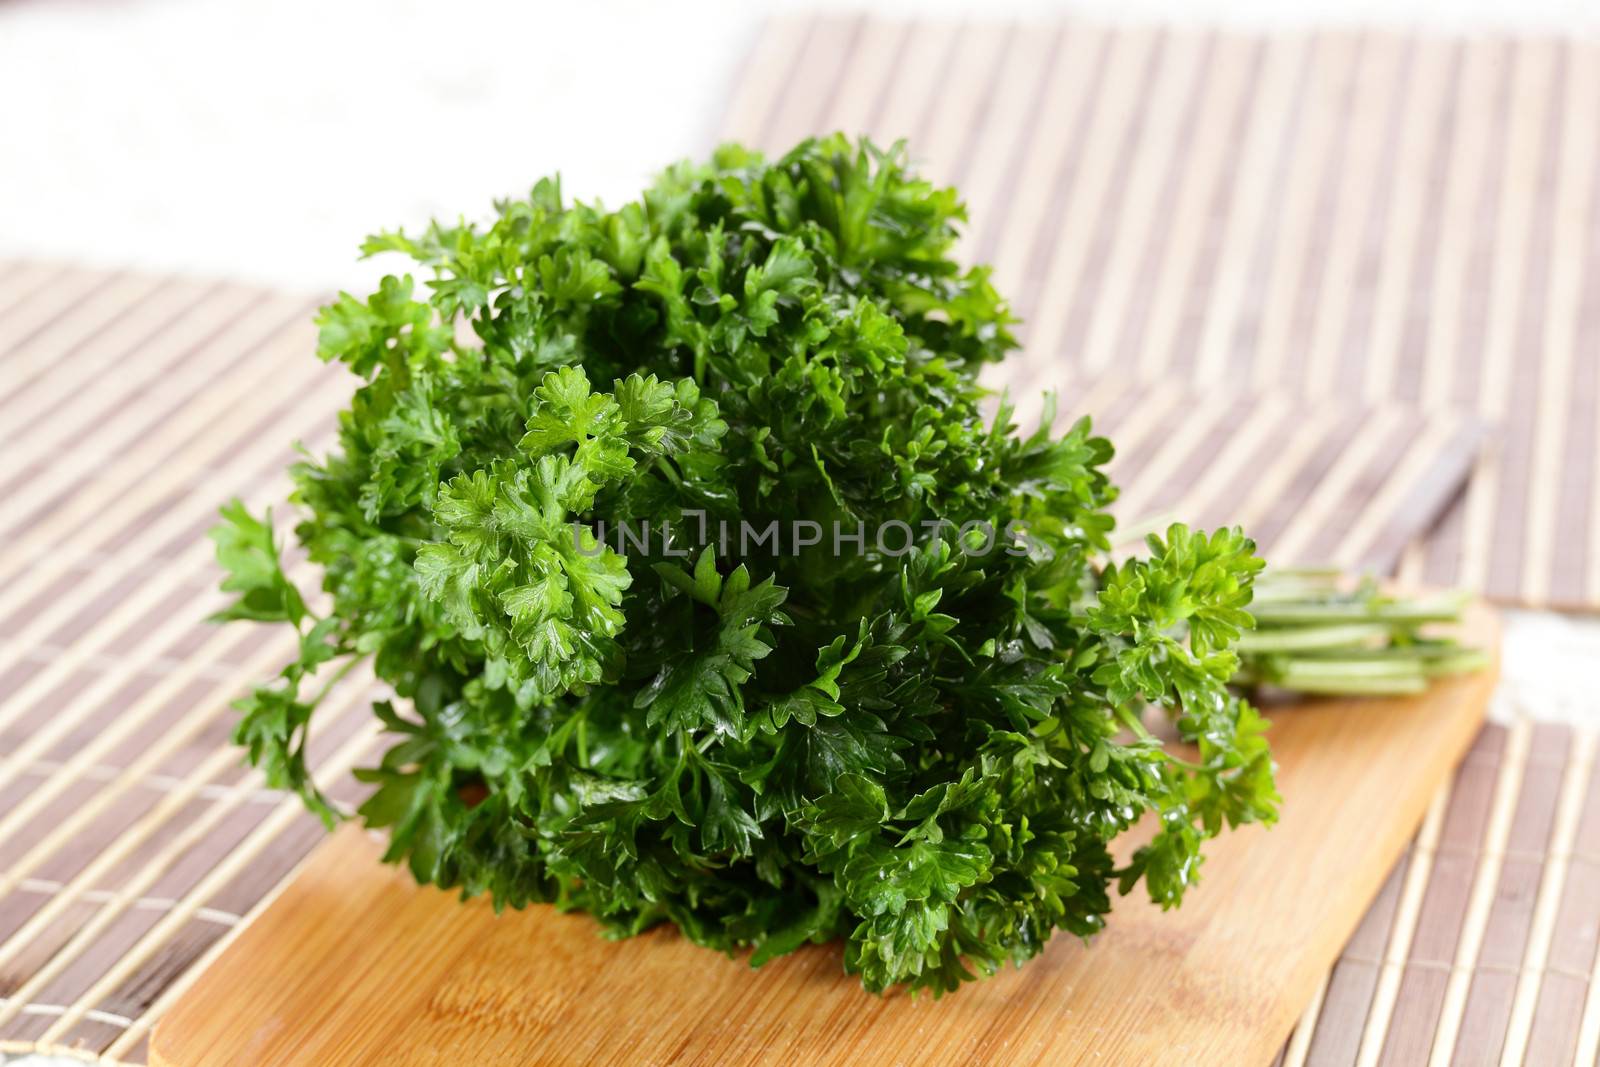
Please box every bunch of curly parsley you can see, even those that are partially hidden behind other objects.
[210,136,1278,995]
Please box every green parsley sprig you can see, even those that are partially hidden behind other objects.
[211,137,1298,994]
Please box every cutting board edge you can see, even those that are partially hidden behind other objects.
[1251,612,1500,1060]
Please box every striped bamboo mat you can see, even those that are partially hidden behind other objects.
[723,17,1600,612]
[0,254,1518,1065]
[0,266,385,1063]
[1050,375,1485,575]
[1277,720,1600,1067]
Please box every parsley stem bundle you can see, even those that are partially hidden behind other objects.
[206,137,1459,996]
[1234,571,1484,695]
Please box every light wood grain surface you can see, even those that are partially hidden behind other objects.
[148,610,1499,1067]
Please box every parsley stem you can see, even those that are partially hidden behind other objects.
[1249,599,1465,625]
[308,654,362,708]
[1234,623,1392,652]
[1116,704,1152,740]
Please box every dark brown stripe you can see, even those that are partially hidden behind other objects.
[1092,385,1191,487]
[769,15,862,149]
[1221,32,1326,383]
[905,23,968,153]
[0,301,322,561]
[2,280,229,444]
[0,273,155,385]
[203,809,330,920]
[1372,728,1504,1062]
[25,898,168,1009]
[1440,725,1508,850]
[944,23,1025,194]
[1352,419,1487,574]
[1053,374,1480,574]
[751,16,821,151]
[1547,60,1600,608]
[1292,415,1428,564]
[1524,969,1590,1066]
[1,276,177,397]
[999,28,1113,318]
[0,693,379,1046]
[1069,380,1146,439]
[1327,37,1421,401]
[0,262,75,320]
[1391,42,1467,405]
[859,20,917,139]
[0,347,323,564]
[1454,971,1520,1064]
[62,1020,133,1055]
[1238,409,1366,555]
[1048,31,1170,361]
[1104,33,1220,374]
[1263,33,1367,393]
[1526,831,1600,1063]
[1440,725,1567,1060]
[968,22,1072,268]
[0,290,311,499]
[1446,39,1518,414]
[0,269,120,362]
[1304,856,1410,1066]
[811,16,870,140]
[1164,36,1271,379]
[89,914,231,1032]
[1122,403,1237,525]
[1180,402,1302,528]
[1398,833,1486,970]
[1419,484,1470,590]
[1483,43,1569,603]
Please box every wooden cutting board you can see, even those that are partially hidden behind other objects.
[150,608,1499,1067]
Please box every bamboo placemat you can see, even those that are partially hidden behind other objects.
[0,255,1518,1065]
[1274,720,1600,1067]
[1045,375,1485,575]
[0,265,385,1063]
[722,17,1600,612]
